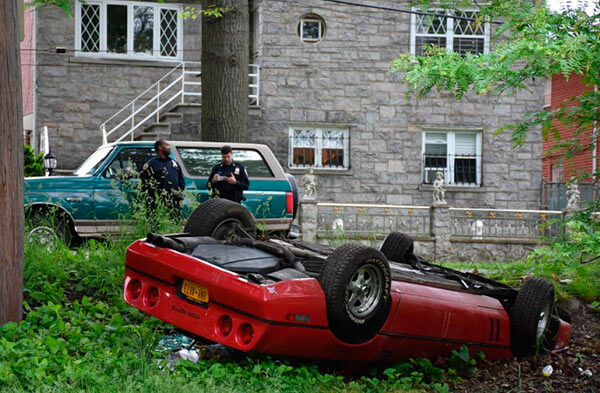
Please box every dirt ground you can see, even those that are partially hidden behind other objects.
[453,305,600,393]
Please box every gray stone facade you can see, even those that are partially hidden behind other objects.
[34,1,201,169]
[34,0,544,209]
[251,0,543,210]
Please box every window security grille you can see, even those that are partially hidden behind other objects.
[289,127,349,169]
[76,0,181,60]
[412,9,488,56]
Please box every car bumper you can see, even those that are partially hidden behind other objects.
[123,267,395,361]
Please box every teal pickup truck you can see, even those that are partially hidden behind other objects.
[25,141,298,244]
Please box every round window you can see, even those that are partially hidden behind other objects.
[297,14,325,43]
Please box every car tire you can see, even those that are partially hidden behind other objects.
[319,243,391,344]
[509,277,555,357]
[26,210,74,247]
[184,198,255,239]
[380,232,414,263]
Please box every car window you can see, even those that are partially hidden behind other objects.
[177,148,274,177]
[104,148,155,178]
[74,146,114,176]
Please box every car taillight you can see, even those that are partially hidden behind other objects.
[128,279,142,300]
[217,315,233,337]
[286,192,294,215]
[237,323,254,345]
[146,286,160,307]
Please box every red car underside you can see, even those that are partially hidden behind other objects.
[124,240,571,362]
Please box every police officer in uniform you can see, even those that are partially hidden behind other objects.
[207,145,249,203]
[140,139,185,215]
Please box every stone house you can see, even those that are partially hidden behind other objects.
[27,0,544,209]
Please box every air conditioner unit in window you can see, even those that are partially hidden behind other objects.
[423,168,445,184]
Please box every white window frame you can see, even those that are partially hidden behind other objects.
[300,18,323,43]
[74,0,183,61]
[410,9,490,55]
[288,125,349,170]
[421,130,482,186]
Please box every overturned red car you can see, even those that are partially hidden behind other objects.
[123,199,571,363]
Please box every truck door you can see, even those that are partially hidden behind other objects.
[92,147,155,234]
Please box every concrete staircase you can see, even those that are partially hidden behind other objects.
[136,103,202,142]
[99,62,259,145]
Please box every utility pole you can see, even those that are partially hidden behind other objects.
[0,0,25,325]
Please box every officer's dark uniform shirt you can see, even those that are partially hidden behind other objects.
[140,156,185,196]
[207,161,249,203]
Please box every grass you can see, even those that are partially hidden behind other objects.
[1,208,456,393]
[2,201,598,392]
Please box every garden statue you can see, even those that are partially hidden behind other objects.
[432,172,446,205]
[301,169,317,200]
[565,181,580,211]
[472,219,484,240]
[332,218,344,232]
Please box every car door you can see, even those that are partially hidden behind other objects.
[92,146,155,233]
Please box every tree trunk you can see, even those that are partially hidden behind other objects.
[201,0,249,142]
[0,0,24,325]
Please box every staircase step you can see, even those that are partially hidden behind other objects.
[169,103,202,115]
[136,122,171,141]
[160,112,184,124]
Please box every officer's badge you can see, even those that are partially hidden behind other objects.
[234,167,240,175]
[172,160,178,168]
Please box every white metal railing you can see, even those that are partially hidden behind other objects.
[313,202,569,242]
[100,62,260,145]
[316,203,432,239]
[449,207,565,241]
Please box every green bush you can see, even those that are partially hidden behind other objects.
[24,145,44,177]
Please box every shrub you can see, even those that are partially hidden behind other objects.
[24,145,44,177]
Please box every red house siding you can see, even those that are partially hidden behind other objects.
[542,74,597,183]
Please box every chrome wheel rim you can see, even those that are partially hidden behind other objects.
[211,218,244,241]
[536,303,552,340]
[346,263,383,318]
[28,226,58,248]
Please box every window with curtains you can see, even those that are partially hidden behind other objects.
[422,131,482,185]
[411,9,489,56]
[75,0,182,60]
[289,126,349,170]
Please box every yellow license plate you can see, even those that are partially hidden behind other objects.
[181,280,209,303]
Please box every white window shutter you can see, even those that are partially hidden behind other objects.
[455,133,476,156]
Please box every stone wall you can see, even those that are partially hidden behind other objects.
[34,2,201,169]
[251,0,544,210]
[303,200,549,262]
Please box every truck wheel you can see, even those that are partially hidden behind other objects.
[184,199,255,240]
[319,243,391,344]
[380,232,414,262]
[510,277,555,357]
[27,210,73,247]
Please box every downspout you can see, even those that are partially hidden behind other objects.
[32,7,38,153]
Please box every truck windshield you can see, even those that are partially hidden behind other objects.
[74,146,114,176]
